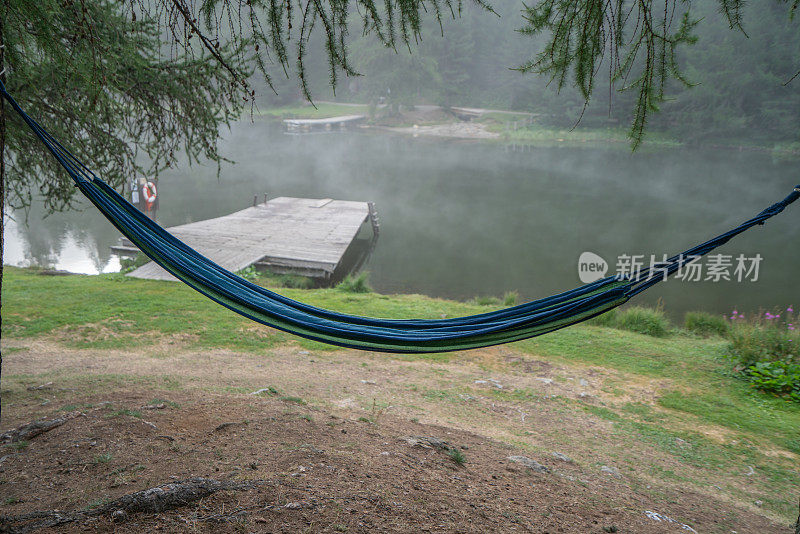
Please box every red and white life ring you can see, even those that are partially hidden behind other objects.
[142,181,157,205]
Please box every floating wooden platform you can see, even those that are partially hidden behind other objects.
[117,197,377,281]
[283,114,366,133]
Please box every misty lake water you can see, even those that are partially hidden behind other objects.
[4,120,799,319]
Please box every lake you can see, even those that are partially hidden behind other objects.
[4,120,799,319]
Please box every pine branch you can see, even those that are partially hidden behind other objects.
[517,0,701,147]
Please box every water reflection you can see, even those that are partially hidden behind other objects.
[3,120,798,318]
[4,211,120,274]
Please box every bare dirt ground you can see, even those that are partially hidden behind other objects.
[365,106,502,140]
[376,122,500,140]
[0,339,791,533]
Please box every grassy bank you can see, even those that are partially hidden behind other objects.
[2,266,799,524]
[493,123,683,149]
[254,101,800,156]
[255,102,674,147]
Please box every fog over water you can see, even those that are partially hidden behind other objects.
[4,120,799,318]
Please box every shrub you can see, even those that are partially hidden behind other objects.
[503,291,519,307]
[684,311,729,338]
[615,307,670,337]
[591,306,671,337]
[728,324,797,367]
[589,309,618,328]
[93,452,113,464]
[727,306,799,400]
[727,308,798,368]
[336,272,372,293]
[744,361,800,402]
[447,447,466,466]
[471,295,501,306]
[119,253,149,274]
[588,307,670,336]
[235,266,259,281]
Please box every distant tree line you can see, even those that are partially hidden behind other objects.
[270,0,799,146]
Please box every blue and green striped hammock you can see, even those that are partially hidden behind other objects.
[2,82,798,353]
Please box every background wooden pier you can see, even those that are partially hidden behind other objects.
[113,196,378,282]
[283,114,366,133]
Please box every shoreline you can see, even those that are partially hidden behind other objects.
[255,101,800,157]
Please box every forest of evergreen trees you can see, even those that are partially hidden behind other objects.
[263,0,799,145]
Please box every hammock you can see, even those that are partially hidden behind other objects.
[2,82,798,353]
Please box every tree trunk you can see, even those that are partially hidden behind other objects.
[0,0,7,425]
[795,497,800,534]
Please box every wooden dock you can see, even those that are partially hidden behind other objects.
[283,114,366,133]
[115,196,378,281]
[450,107,484,121]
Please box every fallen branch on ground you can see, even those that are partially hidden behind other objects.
[91,478,254,515]
[0,478,259,533]
[0,412,81,443]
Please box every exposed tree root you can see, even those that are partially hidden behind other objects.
[0,478,258,533]
[90,478,254,515]
[0,412,80,443]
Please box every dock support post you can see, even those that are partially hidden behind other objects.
[367,202,380,237]
[253,194,257,207]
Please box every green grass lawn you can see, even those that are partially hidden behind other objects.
[3,266,799,521]
[483,121,683,148]
[4,266,798,444]
[1,267,483,351]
